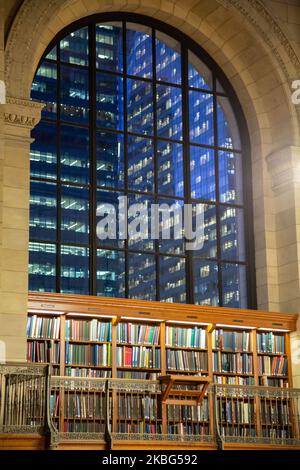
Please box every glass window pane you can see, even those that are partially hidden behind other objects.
[189,91,214,146]
[30,181,57,241]
[160,256,186,303]
[96,73,124,130]
[96,22,123,72]
[97,249,125,297]
[126,23,152,79]
[220,206,245,262]
[156,84,182,140]
[221,263,247,308]
[188,51,212,90]
[127,78,153,135]
[128,194,154,252]
[97,131,124,189]
[31,122,57,180]
[128,253,156,300]
[190,146,215,201]
[219,150,243,205]
[61,245,89,294]
[158,198,184,255]
[60,66,89,124]
[217,96,241,150]
[60,27,89,66]
[29,242,56,292]
[156,31,181,85]
[61,186,89,244]
[190,204,217,258]
[128,135,154,193]
[157,141,183,197]
[96,190,125,248]
[61,125,89,184]
[46,47,57,61]
[193,259,219,306]
[31,61,57,119]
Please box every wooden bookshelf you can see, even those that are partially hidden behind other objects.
[27,292,298,439]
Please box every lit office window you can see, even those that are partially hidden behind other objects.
[30,17,250,307]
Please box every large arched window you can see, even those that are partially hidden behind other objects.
[29,14,254,308]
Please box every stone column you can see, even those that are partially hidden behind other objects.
[267,146,300,387]
[0,97,43,362]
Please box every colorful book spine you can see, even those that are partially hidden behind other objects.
[166,350,208,372]
[65,342,112,367]
[27,340,60,364]
[117,323,160,345]
[65,319,111,342]
[212,329,251,352]
[166,326,206,348]
[27,315,60,340]
[213,352,253,374]
[116,346,161,369]
[257,332,285,354]
[258,356,287,376]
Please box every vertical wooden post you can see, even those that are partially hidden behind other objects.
[207,324,215,436]
[252,330,262,438]
[111,318,118,434]
[59,315,66,433]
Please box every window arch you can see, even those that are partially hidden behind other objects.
[29,13,255,308]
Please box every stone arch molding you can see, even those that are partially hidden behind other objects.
[4,0,300,147]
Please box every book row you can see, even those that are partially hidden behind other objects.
[167,402,209,422]
[27,341,60,364]
[212,352,253,375]
[214,376,255,385]
[27,316,60,340]
[65,367,112,378]
[65,343,112,367]
[258,356,287,376]
[117,323,160,345]
[65,319,112,342]
[116,346,161,369]
[166,326,206,349]
[257,332,285,354]
[166,350,208,372]
[118,396,158,421]
[212,329,252,352]
[218,401,254,425]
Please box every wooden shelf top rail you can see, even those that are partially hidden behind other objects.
[28,292,298,332]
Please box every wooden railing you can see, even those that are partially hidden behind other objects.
[1,364,300,449]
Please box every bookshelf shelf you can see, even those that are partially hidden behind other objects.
[66,339,111,345]
[117,367,161,371]
[167,346,207,352]
[213,348,253,354]
[65,364,112,369]
[213,372,255,377]
[117,343,161,348]
[257,352,287,357]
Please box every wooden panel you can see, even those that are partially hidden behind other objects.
[0,435,47,450]
[28,292,298,332]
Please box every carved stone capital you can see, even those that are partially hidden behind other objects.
[1,96,44,145]
[3,96,44,128]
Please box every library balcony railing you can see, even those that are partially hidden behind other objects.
[0,363,49,435]
[1,364,300,449]
[215,384,300,449]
